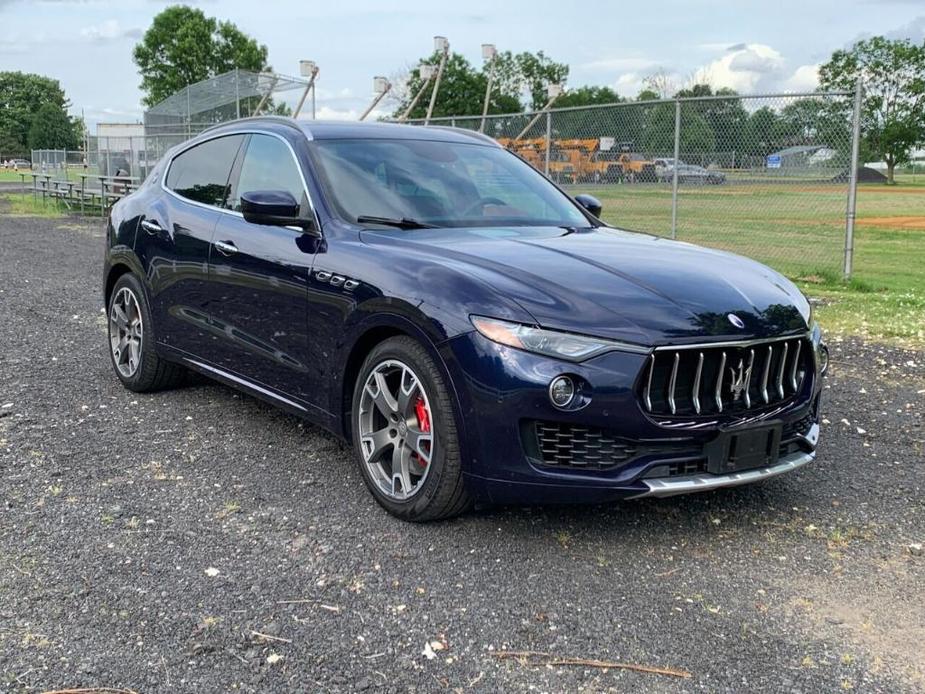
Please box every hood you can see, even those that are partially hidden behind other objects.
[363,226,811,346]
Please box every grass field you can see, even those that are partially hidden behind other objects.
[564,181,925,348]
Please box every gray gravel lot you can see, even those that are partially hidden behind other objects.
[0,209,923,693]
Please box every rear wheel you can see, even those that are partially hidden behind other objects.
[351,337,471,521]
[107,273,186,392]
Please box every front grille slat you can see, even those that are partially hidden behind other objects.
[692,352,704,414]
[760,344,773,404]
[777,342,789,399]
[790,340,802,391]
[715,351,726,413]
[642,336,812,418]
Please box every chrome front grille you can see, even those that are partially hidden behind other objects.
[642,336,811,417]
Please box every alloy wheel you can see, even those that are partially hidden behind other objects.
[109,286,143,378]
[357,359,434,500]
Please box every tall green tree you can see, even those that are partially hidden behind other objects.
[819,36,925,183]
[27,103,80,150]
[0,71,78,155]
[492,50,569,111]
[133,5,269,107]
[393,52,521,120]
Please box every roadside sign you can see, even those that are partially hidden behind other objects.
[766,154,782,169]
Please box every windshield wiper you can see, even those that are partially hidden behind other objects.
[355,215,438,230]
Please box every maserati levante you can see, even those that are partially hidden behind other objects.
[103,117,827,520]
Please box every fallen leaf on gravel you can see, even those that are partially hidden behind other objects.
[204,567,220,577]
[266,652,283,665]
[909,543,923,557]
[422,641,437,660]
[857,427,867,435]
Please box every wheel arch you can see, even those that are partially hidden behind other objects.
[337,313,466,448]
[104,263,133,306]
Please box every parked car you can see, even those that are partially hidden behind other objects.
[655,158,726,184]
[103,118,826,521]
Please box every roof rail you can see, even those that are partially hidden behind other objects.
[426,126,500,147]
[199,115,305,136]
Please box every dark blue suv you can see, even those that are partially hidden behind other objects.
[104,117,826,521]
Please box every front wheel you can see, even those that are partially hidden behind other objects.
[351,337,471,521]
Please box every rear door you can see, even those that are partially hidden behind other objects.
[135,134,245,358]
[206,133,320,406]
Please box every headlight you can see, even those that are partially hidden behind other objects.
[470,316,649,362]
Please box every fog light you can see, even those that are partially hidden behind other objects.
[819,343,829,376]
[549,376,576,408]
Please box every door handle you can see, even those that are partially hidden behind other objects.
[214,240,238,256]
[140,219,164,235]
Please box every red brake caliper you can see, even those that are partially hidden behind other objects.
[413,396,431,466]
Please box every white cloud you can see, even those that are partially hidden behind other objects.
[782,64,820,92]
[80,19,142,42]
[613,72,647,97]
[696,43,785,92]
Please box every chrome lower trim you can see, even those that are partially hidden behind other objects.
[183,358,307,412]
[631,426,818,499]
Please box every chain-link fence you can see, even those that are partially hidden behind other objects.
[407,89,862,279]
[144,69,312,137]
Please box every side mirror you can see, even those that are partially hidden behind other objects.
[574,193,602,218]
[240,190,314,232]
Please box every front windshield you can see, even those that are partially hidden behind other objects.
[308,138,592,229]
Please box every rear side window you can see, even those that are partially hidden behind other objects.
[228,134,306,212]
[165,135,244,207]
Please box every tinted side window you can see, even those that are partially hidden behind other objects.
[229,134,306,212]
[165,135,244,207]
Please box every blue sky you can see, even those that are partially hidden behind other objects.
[0,0,923,130]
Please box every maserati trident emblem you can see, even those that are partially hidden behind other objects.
[727,313,745,329]
[728,359,751,401]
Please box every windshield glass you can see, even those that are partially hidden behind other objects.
[308,138,591,229]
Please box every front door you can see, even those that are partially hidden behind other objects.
[207,133,320,406]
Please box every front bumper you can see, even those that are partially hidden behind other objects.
[442,330,824,505]
[633,424,817,498]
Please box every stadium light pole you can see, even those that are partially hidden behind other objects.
[514,83,562,141]
[294,60,320,119]
[360,76,392,121]
[479,43,497,133]
[424,36,449,125]
[399,63,436,122]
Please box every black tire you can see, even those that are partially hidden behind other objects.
[107,273,186,392]
[351,336,472,522]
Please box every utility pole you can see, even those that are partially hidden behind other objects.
[294,61,319,119]
[425,36,449,125]
[479,43,497,133]
[360,77,391,121]
[400,64,436,121]
[514,83,562,141]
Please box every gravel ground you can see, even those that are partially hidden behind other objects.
[0,210,923,693]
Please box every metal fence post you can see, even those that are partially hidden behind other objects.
[544,111,552,177]
[670,99,681,240]
[843,79,863,279]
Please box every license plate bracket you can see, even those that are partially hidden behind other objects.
[706,425,782,474]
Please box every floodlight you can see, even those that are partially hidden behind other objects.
[373,76,389,94]
[420,64,437,80]
[299,60,317,77]
[547,83,563,99]
[482,44,496,60]
[434,36,449,52]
